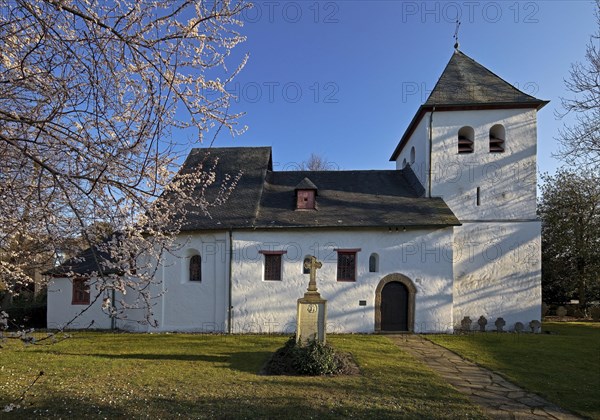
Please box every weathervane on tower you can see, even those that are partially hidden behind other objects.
[453,19,461,50]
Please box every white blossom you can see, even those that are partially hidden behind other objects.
[0,0,249,329]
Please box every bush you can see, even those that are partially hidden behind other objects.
[263,336,359,376]
[293,338,339,375]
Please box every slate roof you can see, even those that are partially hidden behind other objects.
[255,169,458,228]
[295,177,318,190]
[425,50,547,107]
[175,147,459,231]
[45,242,119,277]
[390,50,549,160]
[176,147,272,230]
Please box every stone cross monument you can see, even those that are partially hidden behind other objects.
[296,256,327,345]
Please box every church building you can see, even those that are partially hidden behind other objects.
[47,50,548,333]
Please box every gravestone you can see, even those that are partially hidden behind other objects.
[541,302,549,317]
[296,256,327,345]
[514,322,524,333]
[556,306,567,318]
[494,317,506,332]
[477,316,487,332]
[529,319,541,333]
[461,316,472,332]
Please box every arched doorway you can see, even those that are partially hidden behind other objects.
[381,282,408,331]
[375,274,416,332]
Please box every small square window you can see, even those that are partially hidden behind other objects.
[264,254,282,281]
[296,190,315,210]
[337,251,357,282]
[72,278,90,305]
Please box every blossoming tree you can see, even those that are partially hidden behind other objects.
[0,0,248,329]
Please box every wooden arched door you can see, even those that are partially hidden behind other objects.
[381,281,409,331]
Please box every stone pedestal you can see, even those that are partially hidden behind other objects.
[297,293,326,344]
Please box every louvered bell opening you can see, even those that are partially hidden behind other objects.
[489,135,505,152]
[458,135,473,153]
[489,125,505,153]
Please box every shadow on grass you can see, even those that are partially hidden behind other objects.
[2,396,130,419]
[50,352,230,363]
[229,351,273,374]
[6,394,442,419]
[44,350,274,374]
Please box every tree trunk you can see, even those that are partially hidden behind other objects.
[577,256,587,312]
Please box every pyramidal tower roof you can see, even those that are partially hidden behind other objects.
[425,50,545,106]
[390,50,548,160]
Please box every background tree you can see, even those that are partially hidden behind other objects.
[556,0,600,165]
[0,0,248,327]
[299,153,338,171]
[538,170,600,310]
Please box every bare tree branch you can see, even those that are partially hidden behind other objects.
[555,0,600,166]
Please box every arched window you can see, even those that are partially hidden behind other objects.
[458,126,474,154]
[402,158,407,168]
[303,256,311,274]
[410,146,416,164]
[189,254,201,282]
[489,124,505,153]
[369,253,379,273]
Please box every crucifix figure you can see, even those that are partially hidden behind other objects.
[304,255,322,293]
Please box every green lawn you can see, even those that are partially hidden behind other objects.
[428,322,600,419]
[0,333,484,419]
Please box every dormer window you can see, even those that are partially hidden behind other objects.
[458,126,474,154]
[295,177,317,210]
[489,124,505,152]
[297,190,315,209]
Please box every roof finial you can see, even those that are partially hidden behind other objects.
[453,19,461,50]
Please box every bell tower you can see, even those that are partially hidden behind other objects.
[390,50,548,331]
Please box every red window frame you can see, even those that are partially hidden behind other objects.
[72,278,90,305]
[259,250,287,281]
[335,248,361,282]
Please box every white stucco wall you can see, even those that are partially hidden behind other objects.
[230,228,455,334]
[141,232,229,332]
[47,233,230,332]
[429,108,538,221]
[47,277,113,330]
[47,221,541,334]
[452,221,542,330]
[395,116,429,188]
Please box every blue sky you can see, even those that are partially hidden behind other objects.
[205,1,597,176]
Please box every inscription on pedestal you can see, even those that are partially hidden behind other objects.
[297,302,325,343]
